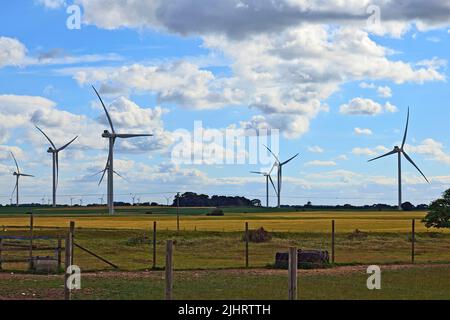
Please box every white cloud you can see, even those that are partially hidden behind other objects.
[377,86,393,98]
[340,98,398,116]
[406,138,450,165]
[0,37,27,68]
[305,160,337,167]
[354,127,373,136]
[75,0,450,38]
[37,0,66,9]
[352,146,389,157]
[308,146,324,153]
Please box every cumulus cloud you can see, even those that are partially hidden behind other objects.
[352,146,389,157]
[37,0,66,9]
[0,37,27,68]
[340,98,398,115]
[75,0,450,38]
[74,62,245,110]
[354,127,373,136]
[406,138,450,165]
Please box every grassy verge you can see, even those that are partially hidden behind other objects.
[1,266,449,300]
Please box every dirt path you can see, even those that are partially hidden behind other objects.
[1,263,449,281]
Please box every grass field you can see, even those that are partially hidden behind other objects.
[1,208,449,300]
[0,207,438,233]
[1,265,449,300]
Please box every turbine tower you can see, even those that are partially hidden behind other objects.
[10,152,34,207]
[36,126,78,208]
[368,108,429,210]
[93,86,153,215]
[265,146,299,208]
[251,163,277,207]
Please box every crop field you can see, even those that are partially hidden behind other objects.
[1,207,449,300]
[0,207,438,233]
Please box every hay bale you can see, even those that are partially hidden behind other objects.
[243,227,272,243]
[275,249,330,269]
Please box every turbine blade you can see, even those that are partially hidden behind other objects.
[58,136,78,152]
[264,145,280,164]
[10,152,19,173]
[113,170,128,182]
[11,181,17,198]
[250,171,265,175]
[93,85,115,134]
[268,163,276,175]
[98,167,107,186]
[402,151,429,183]
[281,153,299,166]
[268,175,277,194]
[20,174,34,177]
[98,156,111,186]
[368,149,397,162]
[401,107,410,150]
[35,126,56,149]
[115,134,153,139]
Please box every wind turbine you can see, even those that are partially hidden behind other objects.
[368,108,429,211]
[35,126,78,208]
[251,163,277,207]
[265,146,299,208]
[10,152,34,207]
[93,86,154,215]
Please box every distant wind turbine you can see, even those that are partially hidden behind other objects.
[36,126,78,208]
[368,108,429,210]
[10,152,34,207]
[93,86,154,215]
[251,163,277,207]
[265,146,299,208]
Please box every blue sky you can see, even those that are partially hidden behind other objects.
[1,1,450,206]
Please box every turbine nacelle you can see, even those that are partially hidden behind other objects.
[102,130,113,138]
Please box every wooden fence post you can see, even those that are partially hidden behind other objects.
[29,213,34,271]
[0,238,3,271]
[331,220,335,264]
[64,234,72,301]
[57,235,62,270]
[152,221,157,269]
[288,247,298,301]
[411,219,415,264]
[69,222,75,266]
[245,222,249,268]
[165,240,174,300]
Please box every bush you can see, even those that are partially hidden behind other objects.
[244,227,272,243]
[207,208,224,216]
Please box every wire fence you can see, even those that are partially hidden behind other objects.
[1,219,449,272]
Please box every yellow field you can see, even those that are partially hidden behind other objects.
[0,211,439,233]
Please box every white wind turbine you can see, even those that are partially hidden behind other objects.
[265,146,299,208]
[368,108,429,211]
[35,126,78,208]
[10,152,34,207]
[251,163,277,207]
[93,86,154,215]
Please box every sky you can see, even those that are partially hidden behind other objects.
[1,0,450,206]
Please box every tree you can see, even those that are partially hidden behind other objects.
[401,202,415,211]
[422,189,450,229]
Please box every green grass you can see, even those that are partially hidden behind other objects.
[1,228,449,272]
[1,266,449,300]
